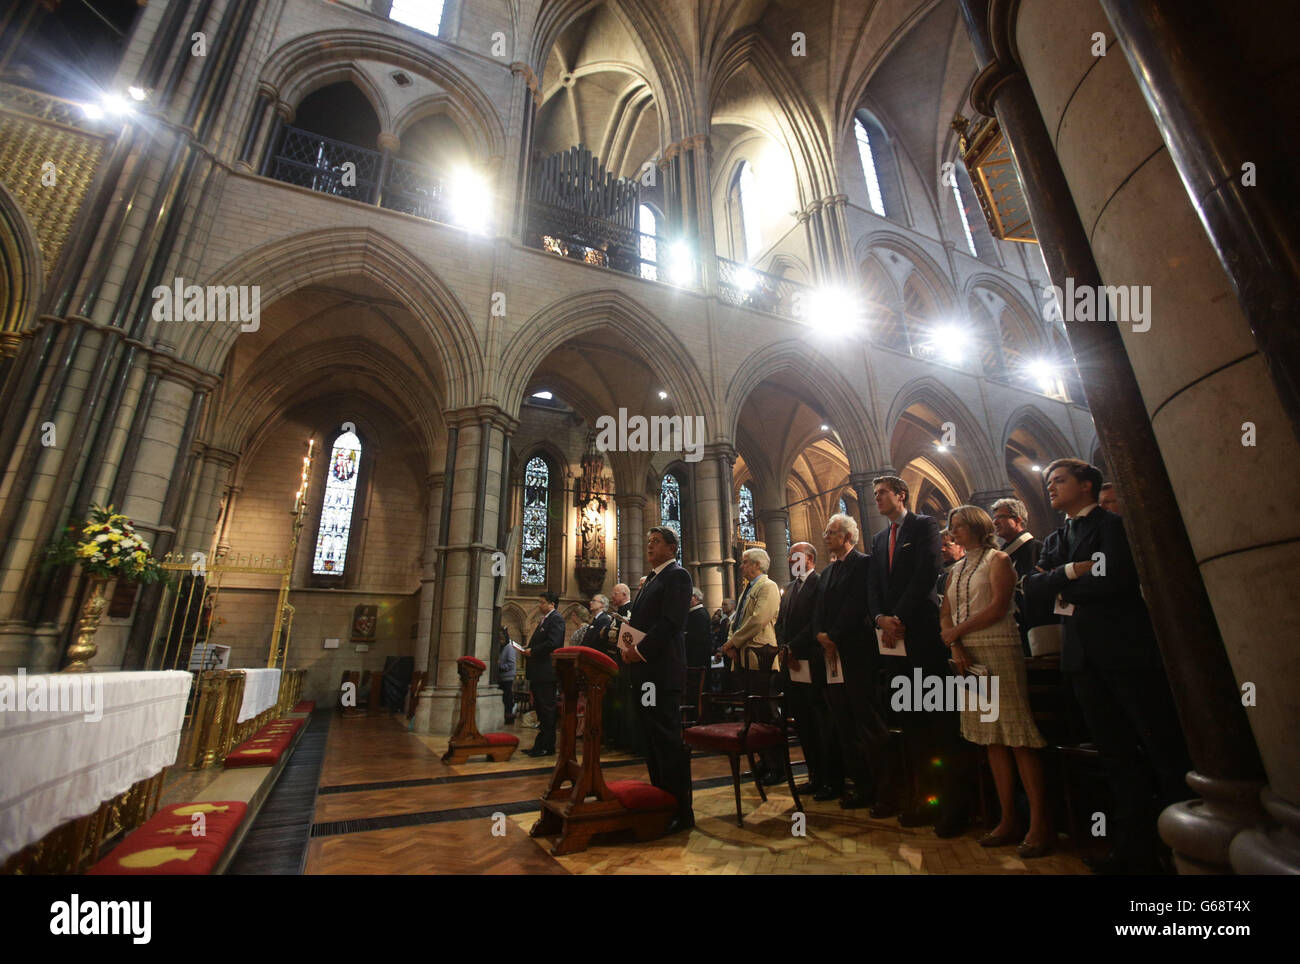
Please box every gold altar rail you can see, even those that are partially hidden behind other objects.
[184,668,308,769]
[1,772,166,875]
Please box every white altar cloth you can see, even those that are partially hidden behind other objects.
[236,667,281,722]
[0,669,192,860]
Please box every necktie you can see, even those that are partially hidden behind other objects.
[1067,518,1078,555]
[888,522,899,571]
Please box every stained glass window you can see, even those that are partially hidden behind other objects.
[312,430,361,576]
[953,177,978,256]
[738,484,756,541]
[737,162,762,261]
[785,521,791,549]
[838,496,848,516]
[660,473,683,561]
[521,456,549,585]
[639,204,658,281]
[855,119,886,216]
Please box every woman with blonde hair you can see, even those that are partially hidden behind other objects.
[940,504,1053,858]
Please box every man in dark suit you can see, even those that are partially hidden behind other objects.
[867,475,971,834]
[815,512,888,809]
[779,541,841,800]
[523,591,565,756]
[1024,459,1190,874]
[991,497,1051,654]
[685,588,711,667]
[621,525,694,830]
[597,584,634,749]
[586,594,613,649]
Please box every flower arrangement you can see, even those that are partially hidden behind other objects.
[46,505,169,585]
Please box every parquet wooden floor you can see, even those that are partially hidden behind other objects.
[302,713,1090,875]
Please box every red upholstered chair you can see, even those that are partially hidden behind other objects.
[442,656,519,764]
[529,646,676,855]
[684,646,802,826]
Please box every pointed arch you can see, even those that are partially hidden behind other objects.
[885,375,1002,492]
[854,229,956,315]
[185,228,483,409]
[724,339,883,472]
[1000,405,1075,462]
[0,181,44,342]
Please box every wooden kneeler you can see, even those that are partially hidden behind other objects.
[529,646,676,855]
[442,657,519,763]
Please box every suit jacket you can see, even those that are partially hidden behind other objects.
[588,610,612,651]
[1023,507,1161,672]
[685,605,711,667]
[627,560,692,693]
[778,570,822,659]
[727,573,780,669]
[868,512,946,672]
[813,548,872,655]
[525,609,565,682]
[1004,533,1052,631]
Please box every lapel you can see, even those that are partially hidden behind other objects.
[1071,511,1102,561]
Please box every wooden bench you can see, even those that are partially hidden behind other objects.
[529,646,676,855]
[442,657,519,764]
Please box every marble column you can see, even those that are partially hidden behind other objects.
[961,0,1272,872]
[689,456,726,609]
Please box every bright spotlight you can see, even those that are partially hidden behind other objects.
[449,167,489,233]
[531,390,553,400]
[1028,359,1057,392]
[102,93,131,116]
[936,443,949,453]
[127,86,148,102]
[931,324,969,364]
[1031,464,1042,472]
[657,390,669,400]
[820,423,829,431]
[668,242,695,286]
[80,102,105,120]
[801,287,861,334]
[735,267,758,294]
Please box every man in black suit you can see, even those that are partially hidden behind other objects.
[814,512,888,809]
[867,476,971,834]
[523,591,564,756]
[991,497,1051,654]
[685,588,711,667]
[621,525,694,830]
[1024,459,1190,874]
[779,541,841,800]
[597,584,633,749]
[586,593,613,649]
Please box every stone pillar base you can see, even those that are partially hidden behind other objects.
[1229,788,1300,875]
[412,684,505,737]
[1158,771,1266,874]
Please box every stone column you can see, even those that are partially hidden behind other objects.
[507,63,540,244]
[235,82,276,173]
[709,444,738,599]
[372,131,399,207]
[415,470,445,675]
[757,509,791,587]
[851,470,892,545]
[960,0,1271,873]
[619,493,646,590]
[689,457,725,609]
[968,487,1016,513]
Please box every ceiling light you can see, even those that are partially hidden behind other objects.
[657,390,668,400]
[820,423,829,431]
[735,267,758,294]
[1027,359,1057,392]
[1031,464,1041,472]
[936,444,949,453]
[668,242,694,286]
[531,390,553,400]
[449,167,489,233]
[931,324,969,364]
[801,287,861,335]
[127,86,148,102]
[102,93,131,116]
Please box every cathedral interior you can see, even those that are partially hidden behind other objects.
[0,0,1296,897]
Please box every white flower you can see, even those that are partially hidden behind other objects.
[95,533,111,543]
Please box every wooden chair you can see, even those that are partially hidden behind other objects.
[529,646,676,855]
[683,646,803,827]
[678,666,708,726]
[441,657,519,763]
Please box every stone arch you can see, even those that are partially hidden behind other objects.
[765,252,811,284]
[391,93,487,162]
[260,29,506,159]
[710,30,837,203]
[0,181,43,346]
[500,601,529,647]
[854,229,956,315]
[724,339,883,472]
[885,375,1002,492]
[185,228,483,409]
[501,289,714,428]
[1000,404,1075,462]
[280,63,390,133]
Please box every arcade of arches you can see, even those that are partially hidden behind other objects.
[0,0,1296,879]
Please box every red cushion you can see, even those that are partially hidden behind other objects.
[458,656,487,670]
[682,722,786,751]
[554,645,618,674]
[606,779,676,812]
[292,700,315,713]
[88,802,247,875]
[484,732,519,746]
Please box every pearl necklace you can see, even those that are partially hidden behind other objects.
[955,548,988,624]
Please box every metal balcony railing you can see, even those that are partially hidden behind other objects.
[268,125,381,202]
[717,257,808,320]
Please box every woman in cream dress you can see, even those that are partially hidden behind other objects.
[940,505,1054,858]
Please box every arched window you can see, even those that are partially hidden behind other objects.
[838,496,848,516]
[854,118,886,216]
[638,203,658,281]
[737,161,762,261]
[313,430,362,575]
[952,178,978,256]
[521,456,550,584]
[660,473,683,561]
[738,484,756,541]
[389,0,445,35]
